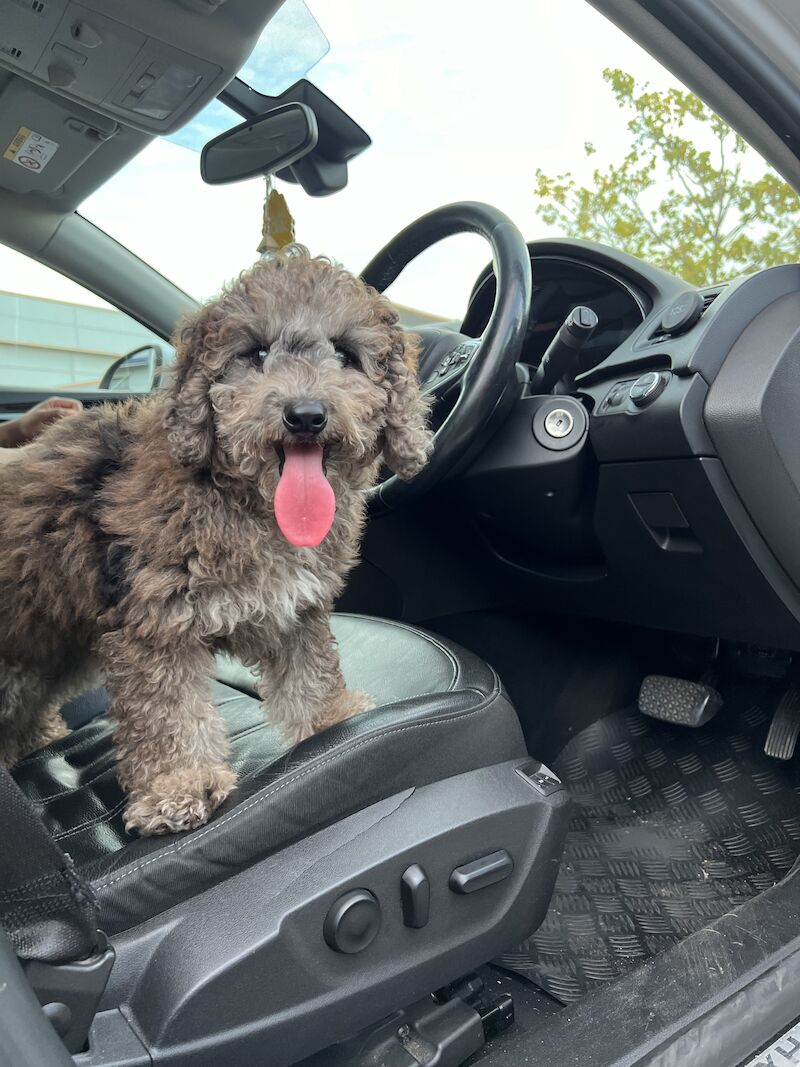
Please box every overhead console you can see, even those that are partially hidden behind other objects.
[0,0,281,134]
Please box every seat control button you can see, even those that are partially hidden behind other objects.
[323,889,381,953]
[516,759,563,795]
[449,850,514,894]
[401,864,430,928]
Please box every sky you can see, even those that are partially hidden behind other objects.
[0,0,714,319]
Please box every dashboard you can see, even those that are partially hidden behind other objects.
[462,254,647,375]
[448,237,800,652]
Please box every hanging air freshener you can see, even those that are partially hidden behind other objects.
[257,174,296,257]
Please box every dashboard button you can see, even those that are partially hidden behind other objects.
[660,291,704,335]
[630,372,668,407]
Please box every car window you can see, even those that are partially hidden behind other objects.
[79,0,800,322]
[0,247,174,394]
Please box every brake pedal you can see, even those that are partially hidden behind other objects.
[638,674,722,727]
[764,685,800,760]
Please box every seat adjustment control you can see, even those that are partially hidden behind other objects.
[449,850,514,894]
[401,864,430,928]
[324,889,381,953]
[516,759,563,796]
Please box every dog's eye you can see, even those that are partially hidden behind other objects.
[243,347,269,369]
[333,345,359,370]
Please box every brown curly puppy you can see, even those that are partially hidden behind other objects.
[0,248,433,834]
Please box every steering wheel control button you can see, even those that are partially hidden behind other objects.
[323,889,381,953]
[543,408,574,439]
[532,397,588,451]
[629,371,668,407]
[400,864,430,928]
[660,291,704,335]
[439,341,478,377]
[452,341,478,363]
[449,850,514,895]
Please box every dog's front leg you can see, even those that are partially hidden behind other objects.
[98,631,236,835]
[257,612,373,744]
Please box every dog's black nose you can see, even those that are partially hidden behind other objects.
[283,400,328,435]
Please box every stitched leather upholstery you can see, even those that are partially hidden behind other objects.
[12,615,526,937]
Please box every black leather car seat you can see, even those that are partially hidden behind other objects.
[9,614,570,1067]
[13,614,526,936]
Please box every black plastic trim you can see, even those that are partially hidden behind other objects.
[96,762,570,1067]
[0,930,75,1067]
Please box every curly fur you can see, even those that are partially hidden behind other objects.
[0,249,433,834]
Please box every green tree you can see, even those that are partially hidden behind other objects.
[534,68,800,286]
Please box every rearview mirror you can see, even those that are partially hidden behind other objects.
[201,103,318,185]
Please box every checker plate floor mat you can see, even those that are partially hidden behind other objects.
[498,689,800,1003]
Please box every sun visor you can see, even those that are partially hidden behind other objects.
[0,79,117,194]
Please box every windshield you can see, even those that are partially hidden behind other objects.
[76,0,800,320]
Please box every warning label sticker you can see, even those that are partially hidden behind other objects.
[746,1021,800,1066]
[3,127,59,173]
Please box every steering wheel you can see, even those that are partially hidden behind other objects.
[361,202,532,509]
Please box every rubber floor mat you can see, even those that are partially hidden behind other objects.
[498,688,800,1003]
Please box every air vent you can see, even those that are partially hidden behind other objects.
[701,288,723,311]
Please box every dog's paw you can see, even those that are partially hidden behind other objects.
[124,764,237,836]
[309,689,375,739]
[341,689,375,717]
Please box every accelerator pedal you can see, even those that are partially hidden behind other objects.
[638,674,722,728]
[764,684,800,760]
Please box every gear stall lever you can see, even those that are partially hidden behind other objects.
[530,305,598,394]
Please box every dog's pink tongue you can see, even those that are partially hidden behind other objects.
[274,442,335,547]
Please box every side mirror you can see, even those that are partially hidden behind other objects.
[101,344,163,392]
[200,102,318,185]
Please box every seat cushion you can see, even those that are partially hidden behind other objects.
[12,615,526,936]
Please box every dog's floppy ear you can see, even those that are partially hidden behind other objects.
[164,304,218,470]
[381,323,434,480]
